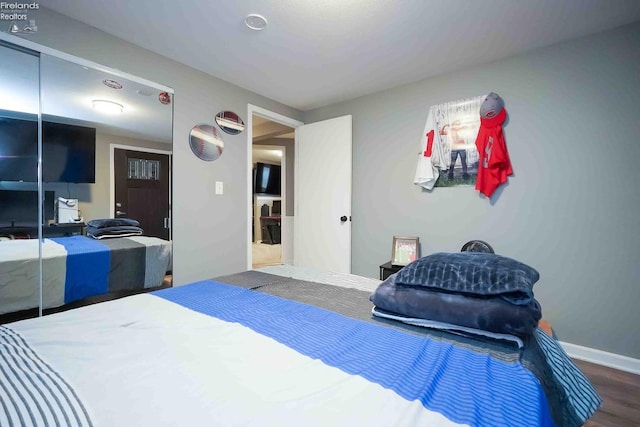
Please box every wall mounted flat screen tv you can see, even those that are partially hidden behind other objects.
[42,121,96,183]
[0,113,96,183]
[254,162,281,196]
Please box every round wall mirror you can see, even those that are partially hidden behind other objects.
[189,124,224,161]
[215,111,245,135]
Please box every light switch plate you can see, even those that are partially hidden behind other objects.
[215,181,223,195]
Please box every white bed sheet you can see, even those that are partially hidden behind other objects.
[0,238,67,314]
[0,236,171,315]
[8,293,463,426]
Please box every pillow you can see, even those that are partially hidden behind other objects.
[87,218,140,228]
[394,252,539,306]
[370,273,542,337]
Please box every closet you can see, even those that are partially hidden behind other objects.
[0,37,174,321]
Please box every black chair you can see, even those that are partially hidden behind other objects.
[461,240,494,253]
[271,200,281,216]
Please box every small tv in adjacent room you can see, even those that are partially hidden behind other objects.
[254,162,281,196]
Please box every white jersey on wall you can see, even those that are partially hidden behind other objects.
[414,106,447,190]
[414,96,485,190]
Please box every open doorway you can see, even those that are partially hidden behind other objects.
[252,144,284,267]
[247,105,303,270]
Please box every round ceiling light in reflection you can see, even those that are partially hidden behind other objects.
[92,100,123,114]
[245,14,268,31]
[189,124,224,161]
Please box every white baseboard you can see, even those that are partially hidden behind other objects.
[560,341,640,375]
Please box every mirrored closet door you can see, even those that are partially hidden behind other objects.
[0,41,42,320]
[0,37,174,323]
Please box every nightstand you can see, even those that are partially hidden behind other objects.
[379,261,403,280]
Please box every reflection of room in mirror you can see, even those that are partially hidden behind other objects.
[40,54,173,143]
[215,110,245,135]
[189,124,224,161]
[0,40,175,322]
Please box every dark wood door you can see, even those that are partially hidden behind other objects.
[114,148,170,240]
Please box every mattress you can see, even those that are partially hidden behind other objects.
[0,265,600,426]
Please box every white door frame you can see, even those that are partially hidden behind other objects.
[246,104,303,270]
[109,144,172,231]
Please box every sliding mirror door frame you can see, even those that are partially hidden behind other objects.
[0,39,42,320]
[0,32,174,321]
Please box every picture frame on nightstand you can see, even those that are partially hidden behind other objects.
[391,236,419,266]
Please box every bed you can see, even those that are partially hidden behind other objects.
[0,264,600,426]
[0,235,172,315]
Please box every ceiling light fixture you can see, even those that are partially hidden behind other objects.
[92,100,123,114]
[245,14,268,31]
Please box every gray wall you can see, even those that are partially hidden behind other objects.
[14,8,639,359]
[20,7,303,285]
[304,23,640,359]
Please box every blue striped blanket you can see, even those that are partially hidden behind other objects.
[212,271,602,427]
[157,280,554,426]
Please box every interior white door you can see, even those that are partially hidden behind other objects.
[294,115,352,273]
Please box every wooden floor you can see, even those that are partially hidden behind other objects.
[574,359,640,426]
[252,242,282,268]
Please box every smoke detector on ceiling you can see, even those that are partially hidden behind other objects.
[245,14,267,31]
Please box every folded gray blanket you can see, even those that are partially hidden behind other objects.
[87,218,140,228]
[87,225,143,239]
[370,273,542,337]
[395,252,540,305]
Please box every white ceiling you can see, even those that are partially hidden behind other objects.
[252,116,293,165]
[252,115,294,141]
[40,54,173,143]
[0,43,173,142]
[38,0,640,111]
[253,146,283,165]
